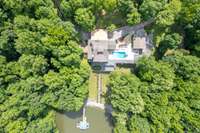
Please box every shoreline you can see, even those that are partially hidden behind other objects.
[85,99,112,113]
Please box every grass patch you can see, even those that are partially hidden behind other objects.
[88,72,110,103]
[88,72,98,101]
[101,73,110,103]
[102,73,109,94]
[117,67,131,73]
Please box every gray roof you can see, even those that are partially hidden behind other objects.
[108,19,154,40]
[87,40,116,62]
[132,37,146,49]
[93,49,109,62]
[88,40,116,50]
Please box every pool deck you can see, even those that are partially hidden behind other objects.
[108,43,136,63]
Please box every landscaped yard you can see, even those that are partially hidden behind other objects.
[101,73,109,94]
[88,72,110,103]
[88,69,131,103]
[101,73,109,103]
[88,72,98,101]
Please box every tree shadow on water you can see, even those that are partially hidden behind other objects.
[64,107,83,119]
[104,106,114,130]
[61,99,88,119]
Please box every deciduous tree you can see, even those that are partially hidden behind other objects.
[75,8,95,31]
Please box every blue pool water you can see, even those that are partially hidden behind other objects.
[112,51,127,58]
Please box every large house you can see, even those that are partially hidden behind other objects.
[85,26,153,72]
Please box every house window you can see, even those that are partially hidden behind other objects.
[133,49,142,54]
[97,52,103,55]
[138,49,143,55]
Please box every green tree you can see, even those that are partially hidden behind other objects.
[68,0,84,12]
[43,66,89,111]
[17,54,48,78]
[108,69,144,113]
[0,8,7,26]
[155,0,182,27]
[0,23,19,60]
[179,1,200,57]
[2,0,56,19]
[136,57,175,91]
[157,33,183,57]
[128,115,150,133]
[127,7,141,25]
[139,0,165,20]
[163,51,200,80]
[0,1,91,131]
[113,122,129,133]
[0,76,49,132]
[117,0,135,16]
[75,8,95,31]
[15,30,48,55]
[26,111,58,133]
[51,41,82,67]
[60,1,73,19]
[102,0,117,12]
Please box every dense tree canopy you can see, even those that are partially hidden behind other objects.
[157,33,183,58]
[178,1,200,57]
[0,0,199,132]
[155,0,182,28]
[139,0,165,20]
[163,51,200,80]
[107,56,200,133]
[106,1,200,131]
[108,69,143,113]
[108,69,144,132]
[0,0,90,132]
[74,8,95,31]
[127,7,141,25]
[60,0,142,30]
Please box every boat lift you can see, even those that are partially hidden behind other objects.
[76,107,90,130]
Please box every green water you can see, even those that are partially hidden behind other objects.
[56,107,113,133]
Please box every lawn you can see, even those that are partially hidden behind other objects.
[102,73,109,94]
[89,70,132,103]
[88,72,110,103]
[101,73,110,103]
[88,72,98,101]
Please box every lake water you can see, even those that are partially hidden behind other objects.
[56,107,113,133]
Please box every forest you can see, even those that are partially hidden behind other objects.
[0,0,199,132]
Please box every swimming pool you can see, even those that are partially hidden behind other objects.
[112,51,127,58]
